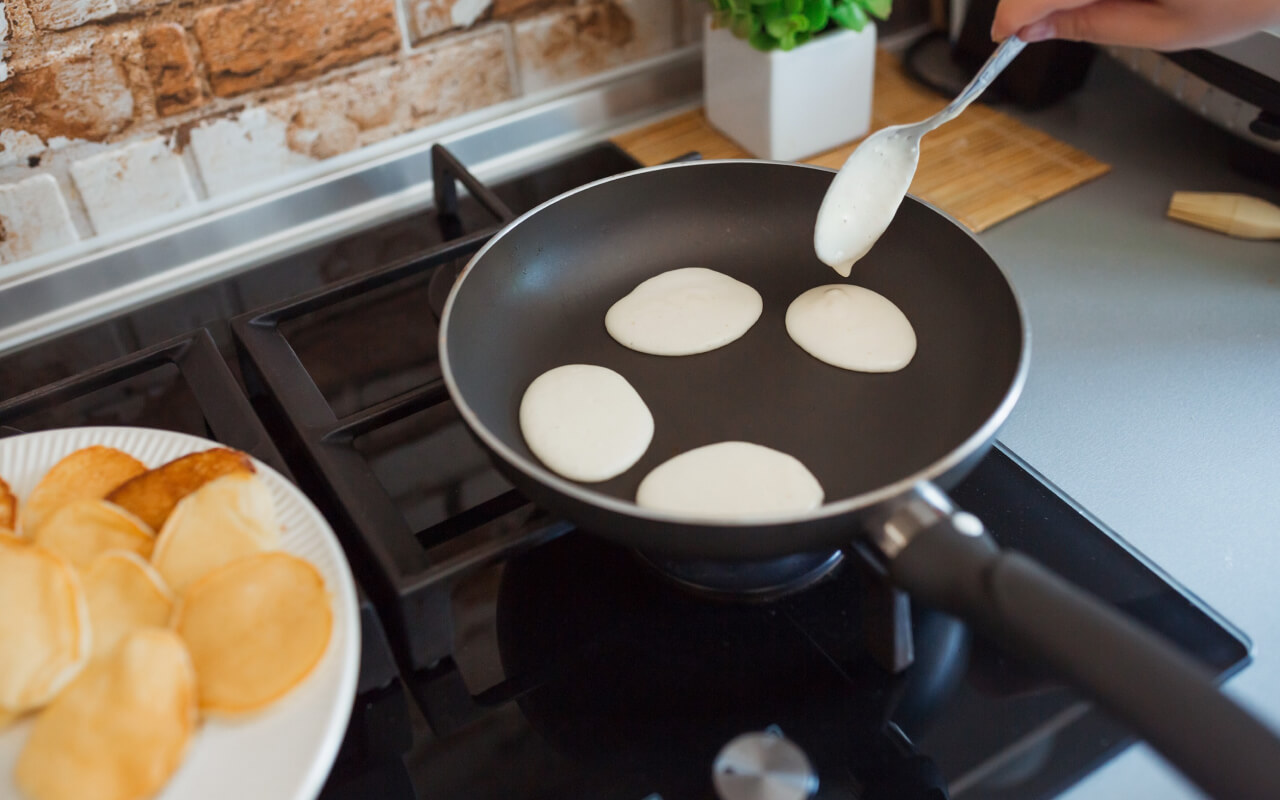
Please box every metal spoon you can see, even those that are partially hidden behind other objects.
[900,34,1027,139]
[814,35,1027,276]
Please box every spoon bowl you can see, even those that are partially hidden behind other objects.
[814,35,1027,276]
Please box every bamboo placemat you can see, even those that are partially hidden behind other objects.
[614,51,1110,233]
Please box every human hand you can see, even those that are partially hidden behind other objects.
[991,0,1280,50]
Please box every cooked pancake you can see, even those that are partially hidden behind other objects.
[0,537,90,712]
[33,500,154,571]
[15,628,197,800]
[150,472,280,594]
[174,552,331,714]
[0,475,15,532]
[21,447,146,539]
[107,448,255,532]
[83,552,174,661]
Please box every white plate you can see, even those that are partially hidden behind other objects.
[0,426,361,800]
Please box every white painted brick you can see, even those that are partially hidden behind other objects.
[116,0,171,11]
[408,0,490,41]
[0,131,47,169]
[450,0,487,26]
[27,0,118,31]
[70,137,196,233]
[1,2,10,83]
[514,0,676,94]
[188,107,316,197]
[0,173,79,263]
[271,27,513,159]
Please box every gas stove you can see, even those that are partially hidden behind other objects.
[0,143,1249,800]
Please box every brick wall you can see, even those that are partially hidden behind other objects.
[0,0,704,265]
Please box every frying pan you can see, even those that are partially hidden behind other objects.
[439,160,1280,797]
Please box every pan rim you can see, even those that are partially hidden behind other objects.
[439,158,1031,529]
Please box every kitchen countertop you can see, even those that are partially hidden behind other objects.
[617,53,1279,798]
[984,55,1279,800]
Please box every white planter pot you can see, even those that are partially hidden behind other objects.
[703,15,876,162]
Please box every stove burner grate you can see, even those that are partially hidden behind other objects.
[0,328,286,467]
[233,145,562,672]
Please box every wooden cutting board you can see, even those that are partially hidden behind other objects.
[613,52,1110,233]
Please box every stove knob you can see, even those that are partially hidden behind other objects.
[712,731,818,800]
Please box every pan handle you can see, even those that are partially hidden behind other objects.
[870,484,1280,799]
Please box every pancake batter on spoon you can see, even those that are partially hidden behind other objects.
[813,35,1027,276]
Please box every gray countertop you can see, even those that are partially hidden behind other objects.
[980,52,1280,799]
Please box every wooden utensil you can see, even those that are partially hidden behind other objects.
[1167,191,1280,239]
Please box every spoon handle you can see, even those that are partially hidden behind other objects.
[930,35,1027,130]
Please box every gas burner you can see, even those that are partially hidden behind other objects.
[636,549,846,602]
[634,546,922,676]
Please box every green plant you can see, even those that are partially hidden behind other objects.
[707,0,891,51]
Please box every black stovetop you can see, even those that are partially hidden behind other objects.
[0,144,1249,800]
